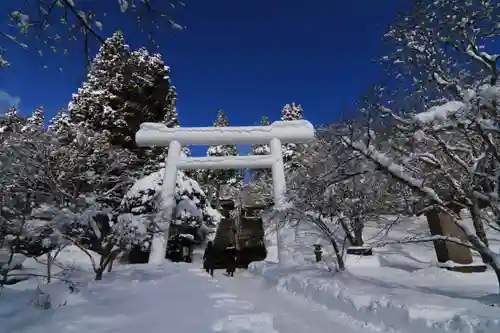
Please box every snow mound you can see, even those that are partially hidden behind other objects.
[249,219,500,333]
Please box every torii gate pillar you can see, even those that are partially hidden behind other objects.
[136,120,315,264]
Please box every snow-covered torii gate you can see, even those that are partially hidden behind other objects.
[135,120,315,264]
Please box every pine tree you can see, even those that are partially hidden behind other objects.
[5,106,17,119]
[280,103,303,121]
[68,31,175,152]
[202,110,243,208]
[280,103,305,173]
[65,31,186,178]
[163,86,180,128]
[0,106,24,133]
[249,116,271,181]
[23,105,45,133]
[48,109,71,136]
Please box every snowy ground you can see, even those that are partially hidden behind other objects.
[249,214,500,333]
[1,245,378,333]
[3,214,500,333]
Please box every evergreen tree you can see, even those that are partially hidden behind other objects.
[163,86,180,128]
[280,102,303,121]
[202,110,243,208]
[0,106,24,133]
[249,116,271,182]
[23,105,45,133]
[67,31,175,162]
[142,85,194,175]
[47,109,71,138]
[280,103,305,173]
[5,106,18,119]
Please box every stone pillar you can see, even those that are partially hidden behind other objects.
[269,137,285,264]
[425,208,472,265]
[148,140,182,264]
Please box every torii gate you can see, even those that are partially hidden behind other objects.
[135,120,315,264]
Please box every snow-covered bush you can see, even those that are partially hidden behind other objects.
[31,202,151,280]
[122,168,221,251]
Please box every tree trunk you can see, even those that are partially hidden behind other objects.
[215,183,221,210]
[207,184,214,205]
[453,217,500,290]
[95,254,108,280]
[353,216,364,246]
[469,200,490,263]
[95,268,104,281]
[329,237,345,271]
[490,262,500,294]
[107,251,118,273]
[46,252,52,284]
[339,217,355,246]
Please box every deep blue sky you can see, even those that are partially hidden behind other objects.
[0,0,407,155]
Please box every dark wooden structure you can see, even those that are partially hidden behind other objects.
[211,200,268,269]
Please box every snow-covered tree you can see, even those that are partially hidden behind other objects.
[370,0,500,275]
[0,118,149,279]
[22,105,45,133]
[47,109,71,139]
[287,122,397,251]
[282,138,348,270]
[249,116,271,182]
[280,103,305,173]
[68,32,175,149]
[281,103,304,121]
[382,0,499,103]
[0,125,66,258]
[121,168,221,250]
[0,106,24,133]
[338,75,500,290]
[3,1,184,68]
[163,86,180,128]
[201,110,244,208]
[52,124,138,208]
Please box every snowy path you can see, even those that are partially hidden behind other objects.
[206,268,382,333]
[3,258,383,333]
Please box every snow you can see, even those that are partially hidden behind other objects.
[3,214,500,333]
[0,250,27,269]
[249,215,500,333]
[414,101,465,124]
[178,154,276,170]
[1,249,367,333]
[135,120,315,146]
[136,119,301,264]
[213,270,378,333]
[344,137,444,204]
[123,167,215,223]
[2,264,279,333]
[178,233,195,241]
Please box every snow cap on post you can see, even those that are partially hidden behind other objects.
[135,120,315,146]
